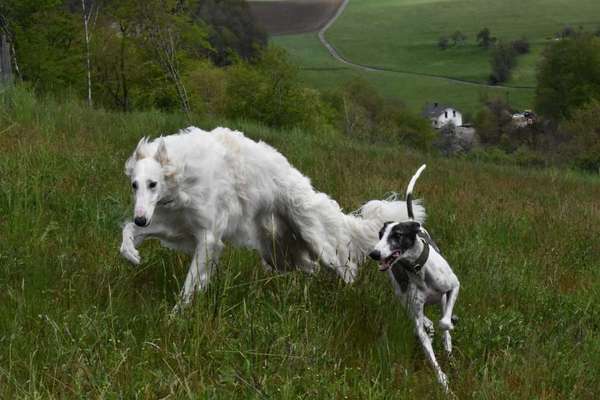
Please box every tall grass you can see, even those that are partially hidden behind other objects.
[0,87,599,398]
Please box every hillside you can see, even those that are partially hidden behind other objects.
[248,0,343,35]
[1,88,599,398]
[269,0,600,113]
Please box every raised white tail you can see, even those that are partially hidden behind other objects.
[406,164,426,220]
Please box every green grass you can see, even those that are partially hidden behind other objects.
[273,0,600,114]
[1,87,600,398]
[274,33,534,114]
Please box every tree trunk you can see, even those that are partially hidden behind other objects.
[82,0,93,106]
[0,33,13,86]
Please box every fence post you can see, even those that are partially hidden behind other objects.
[0,33,13,86]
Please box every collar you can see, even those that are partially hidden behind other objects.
[392,239,430,274]
[157,197,174,207]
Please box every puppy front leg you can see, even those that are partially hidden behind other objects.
[410,293,448,391]
[179,231,223,306]
[439,283,460,331]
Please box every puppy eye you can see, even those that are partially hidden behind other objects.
[148,181,157,189]
[132,181,138,190]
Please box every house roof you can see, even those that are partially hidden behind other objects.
[422,102,459,118]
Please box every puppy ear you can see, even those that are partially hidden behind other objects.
[407,221,421,233]
[154,138,169,166]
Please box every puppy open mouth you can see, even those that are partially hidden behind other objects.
[379,251,402,271]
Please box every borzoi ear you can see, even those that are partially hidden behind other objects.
[134,137,150,160]
[125,137,149,177]
[154,139,169,166]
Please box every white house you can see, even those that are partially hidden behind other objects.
[422,102,463,128]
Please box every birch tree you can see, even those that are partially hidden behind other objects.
[81,0,98,106]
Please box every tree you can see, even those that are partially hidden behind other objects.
[561,100,600,172]
[535,34,600,120]
[438,36,450,50]
[192,0,267,66]
[476,28,496,49]
[475,96,514,148]
[489,41,516,84]
[80,0,98,106]
[451,30,467,46]
[511,37,530,54]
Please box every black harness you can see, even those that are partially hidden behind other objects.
[392,239,430,276]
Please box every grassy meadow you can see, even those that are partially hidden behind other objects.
[273,0,600,113]
[273,33,534,114]
[1,88,600,398]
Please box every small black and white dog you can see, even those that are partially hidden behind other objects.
[369,165,460,391]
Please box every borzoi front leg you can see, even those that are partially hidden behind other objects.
[180,231,223,305]
[120,222,160,264]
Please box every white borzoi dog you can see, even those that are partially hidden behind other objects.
[369,165,459,391]
[119,126,425,306]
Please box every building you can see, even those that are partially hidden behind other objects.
[422,102,463,129]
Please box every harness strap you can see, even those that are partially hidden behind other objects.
[393,239,430,275]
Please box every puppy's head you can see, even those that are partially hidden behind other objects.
[369,221,421,271]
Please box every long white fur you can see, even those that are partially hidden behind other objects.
[120,126,426,307]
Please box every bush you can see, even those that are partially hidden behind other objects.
[438,36,450,50]
[511,37,530,54]
[535,34,600,120]
[326,78,436,150]
[560,99,600,172]
[489,41,517,84]
[223,47,334,132]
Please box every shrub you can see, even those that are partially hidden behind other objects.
[560,99,600,173]
[328,78,435,150]
[438,36,450,50]
[489,41,517,84]
[511,37,530,54]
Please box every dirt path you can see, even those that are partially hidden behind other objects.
[316,0,534,91]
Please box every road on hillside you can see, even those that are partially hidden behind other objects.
[317,0,534,91]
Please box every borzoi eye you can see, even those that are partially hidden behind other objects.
[132,181,138,190]
[148,181,157,189]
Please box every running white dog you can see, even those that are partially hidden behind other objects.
[119,126,425,306]
[369,165,459,391]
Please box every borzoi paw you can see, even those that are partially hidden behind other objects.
[439,317,454,331]
[120,240,140,265]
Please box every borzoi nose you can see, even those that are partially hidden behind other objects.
[369,250,381,261]
[134,216,147,227]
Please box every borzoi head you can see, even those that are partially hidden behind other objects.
[369,221,421,271]
[125,138,172,227]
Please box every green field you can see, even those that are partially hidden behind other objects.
[1,88,600,398]
[273,0,600,113]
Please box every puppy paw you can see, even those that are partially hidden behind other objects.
[439,317,454,331]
